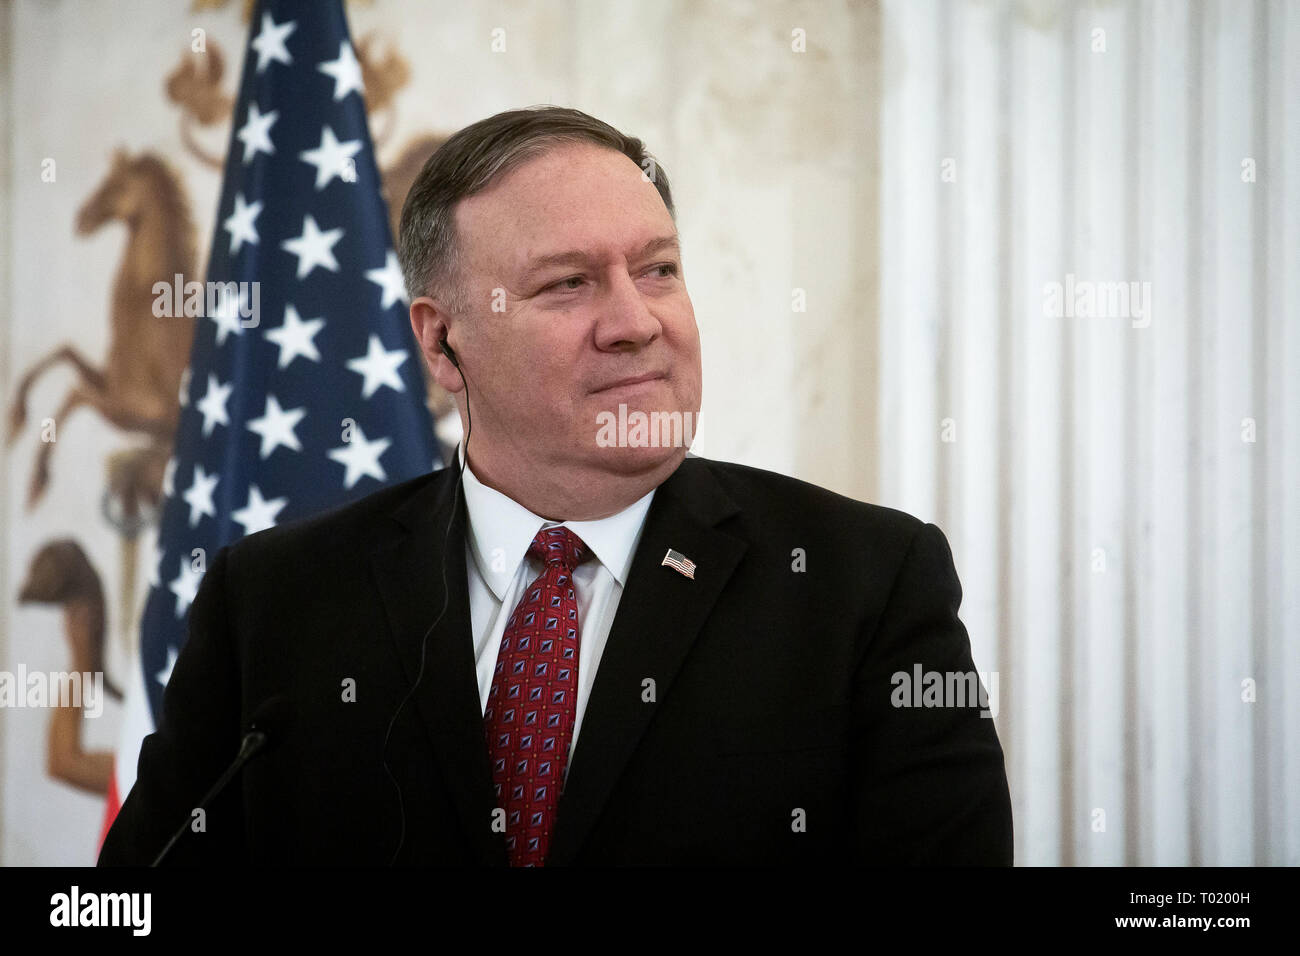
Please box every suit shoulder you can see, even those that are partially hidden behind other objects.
[687,456,926,541]
[224,468,443,565]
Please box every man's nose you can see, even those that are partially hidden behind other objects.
[594,268,662,352]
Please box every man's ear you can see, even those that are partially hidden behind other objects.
[410,296,464,395]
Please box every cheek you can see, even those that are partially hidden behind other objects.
[531,348,585,409]
[670,300,700,346]
[670,309,703,369]
[482,348,543,418]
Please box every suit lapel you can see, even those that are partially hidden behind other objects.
[369,467,506,865]
[547,458,747,864]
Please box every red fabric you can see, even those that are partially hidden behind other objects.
[98,770,121,859]
[483,527,591,866]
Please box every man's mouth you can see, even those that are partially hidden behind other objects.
[590,372,667,394]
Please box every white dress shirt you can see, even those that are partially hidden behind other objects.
[457,444,656,759]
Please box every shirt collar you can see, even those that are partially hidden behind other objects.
[457,441,656,600]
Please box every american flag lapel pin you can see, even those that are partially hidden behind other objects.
[662,548,696,580]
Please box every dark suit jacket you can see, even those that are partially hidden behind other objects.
[99,455,1012,865]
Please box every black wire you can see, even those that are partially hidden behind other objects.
[381,363,470,866]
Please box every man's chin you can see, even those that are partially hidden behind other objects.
[585,441,688,476]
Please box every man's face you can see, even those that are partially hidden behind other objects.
[443,141,702,480]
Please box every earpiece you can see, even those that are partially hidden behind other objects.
[439,337,460,368]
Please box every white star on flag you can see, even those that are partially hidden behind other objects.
[155,645,179,687]
[209,285,249,346]
[300,125,363,191]
[237,101,278,165]
[265,303,324,369]
[327,424,391,489]
[195,373,232,436]
[347,334,408,398]
[182,464,219,528]
[168,556,204,619]
[250,12,296,73]
[318,40,364,101]
[281,214,344,279]
[366,250,408,309]
[223,192,263,254]
[232,484,289,537]
[245,394,306,459]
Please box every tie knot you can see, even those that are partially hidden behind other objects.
[528,526,591,571]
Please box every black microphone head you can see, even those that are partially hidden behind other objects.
[246,694,294,749]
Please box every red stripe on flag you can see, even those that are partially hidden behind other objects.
[98,770,121,859]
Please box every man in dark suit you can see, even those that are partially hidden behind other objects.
[100,106,1011,866]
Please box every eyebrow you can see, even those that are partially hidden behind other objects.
[518,234,681,285]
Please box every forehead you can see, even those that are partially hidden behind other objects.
[453,141,674,269]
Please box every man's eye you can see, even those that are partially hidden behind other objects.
[649,263,678,278]
[545,276,586,293]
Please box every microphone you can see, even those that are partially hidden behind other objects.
[150,695,293,866]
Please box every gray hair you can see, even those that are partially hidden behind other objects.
[397,106,675,313]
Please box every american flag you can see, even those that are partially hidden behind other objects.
[661,548,697,580]
[105,0,440,840]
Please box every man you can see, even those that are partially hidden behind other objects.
[100,106,1012,866]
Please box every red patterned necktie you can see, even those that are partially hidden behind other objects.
[484,526,592,866]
